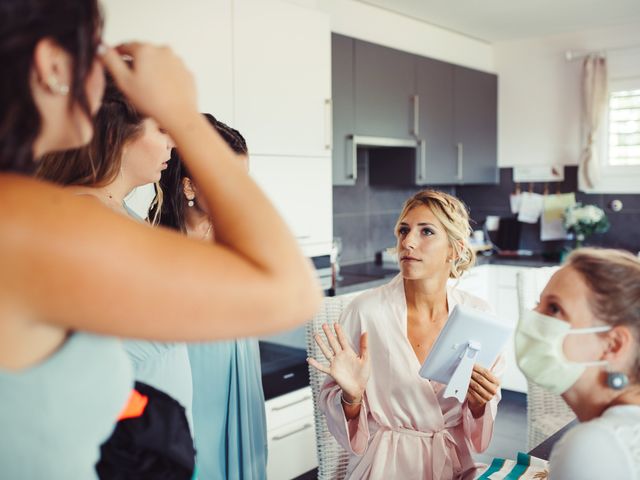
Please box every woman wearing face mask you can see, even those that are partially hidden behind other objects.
[153,114,267,479]
[515,248,640,479]
[0,0,320,477]
[37,77,196,430]
[308,190,505,480]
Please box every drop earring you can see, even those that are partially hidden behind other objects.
[187,200,194,208]
[606,369,629,390]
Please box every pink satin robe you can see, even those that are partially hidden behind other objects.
[320,275,506,479]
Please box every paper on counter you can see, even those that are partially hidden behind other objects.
[540,193,576,241]
[510,193,522,214]
[517,192,544,224]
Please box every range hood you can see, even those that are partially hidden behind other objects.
[346,135,427,186]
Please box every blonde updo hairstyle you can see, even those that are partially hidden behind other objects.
[395,189,476,279]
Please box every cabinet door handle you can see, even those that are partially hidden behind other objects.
[412,94,420,136]
[272,423,313,441]
[417,139,426,182]
[270,395,312,412]
[324,98,333,151]
[348,136,358,181]
[456,142,464,181]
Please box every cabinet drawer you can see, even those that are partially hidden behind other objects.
[267,416,318,480]
[265,387,314,432]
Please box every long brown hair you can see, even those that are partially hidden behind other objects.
[566,248,640,380]
[36,75,145,187]
[0,0,102,173]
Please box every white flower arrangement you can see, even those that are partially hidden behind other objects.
[563,203,610,246]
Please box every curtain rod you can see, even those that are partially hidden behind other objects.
[565,44,640,61]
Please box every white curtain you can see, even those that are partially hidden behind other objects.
[579,54,608,189]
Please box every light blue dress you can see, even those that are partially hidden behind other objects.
[0,333,132,479]
[122,203,194,430]
[189,338,267,480]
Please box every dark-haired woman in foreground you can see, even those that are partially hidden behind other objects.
[0,0,320,478]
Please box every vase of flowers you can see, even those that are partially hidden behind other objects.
[563,203,610,249]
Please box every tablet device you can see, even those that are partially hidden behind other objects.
[418,304,512,401]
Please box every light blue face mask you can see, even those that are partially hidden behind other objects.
[515,310,611,395]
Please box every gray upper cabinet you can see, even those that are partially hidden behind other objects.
[332,34,356,186]
[354,40,415,140]
[415,56,457,185]
[331,35,498,186]
[453,66,498,184]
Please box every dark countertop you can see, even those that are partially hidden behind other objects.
[332,255,560,296]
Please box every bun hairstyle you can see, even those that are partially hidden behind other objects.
[0,0,102,173]
[395,189,476,279]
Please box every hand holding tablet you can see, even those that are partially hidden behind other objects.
[419,305,513,402]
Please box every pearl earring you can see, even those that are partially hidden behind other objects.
[46,75,69,96]
[187,200,194,208]
[607,371,629,390]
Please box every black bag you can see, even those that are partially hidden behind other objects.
[96,381,195,480]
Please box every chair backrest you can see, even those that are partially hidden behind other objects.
[516,266,576,450]
[305,295,356,480]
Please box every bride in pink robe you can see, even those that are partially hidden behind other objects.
[309,190,505,479]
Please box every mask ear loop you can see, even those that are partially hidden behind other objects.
[563,325,612,367]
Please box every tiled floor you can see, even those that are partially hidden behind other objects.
[473,389,528,466]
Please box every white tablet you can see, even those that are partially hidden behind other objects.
[418,304,513,401]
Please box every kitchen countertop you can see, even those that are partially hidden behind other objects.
[331,254,560,296]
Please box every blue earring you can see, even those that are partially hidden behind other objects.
[607,371,629,390]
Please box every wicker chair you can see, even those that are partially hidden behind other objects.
[516,267,577,450]
[305,295,357,480]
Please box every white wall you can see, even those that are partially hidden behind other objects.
[314,0,495,73]
[495,22,640,167]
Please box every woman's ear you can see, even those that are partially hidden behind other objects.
[603,325,634,366]
[182,177,196,201]
[32,38,72,95]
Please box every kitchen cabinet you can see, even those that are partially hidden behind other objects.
[453,66,499,184]
[265,387,317,480]
[454,264,527,393]
[250,154,332,257]
[233,0,332,158]
[332,34,356,186]
[414,56,457,185]
[332,35,499,186]
[354,40,416,140]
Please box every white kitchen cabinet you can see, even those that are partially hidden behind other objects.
[453,264,528,393]
[250,155,332,257]
[233,0,332,158]
[493,265,528,393]
[103,0,234,121]
[265,387,317,479]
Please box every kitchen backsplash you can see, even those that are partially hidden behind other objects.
[333,150,454,265]
[456,166,640,255]
[334,161,640,265]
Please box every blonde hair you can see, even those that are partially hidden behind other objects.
[566,248,640,381]
[395,189,476,279]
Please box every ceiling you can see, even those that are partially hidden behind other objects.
[357,0,640,42]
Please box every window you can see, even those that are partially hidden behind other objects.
[607,87,640,167]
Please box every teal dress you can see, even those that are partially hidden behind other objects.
[189,339,267,480]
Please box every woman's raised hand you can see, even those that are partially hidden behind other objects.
[100,43,198,130]
[308,323,370,402]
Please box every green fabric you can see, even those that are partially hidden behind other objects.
[477,457,506,479]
